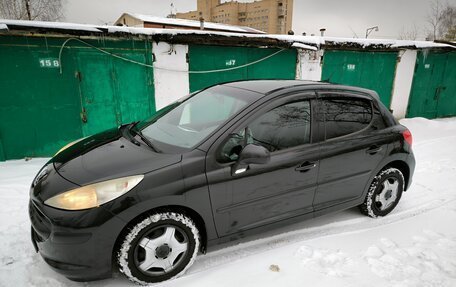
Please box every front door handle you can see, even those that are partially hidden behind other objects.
[366,145,382,154]
[295,161,317,172]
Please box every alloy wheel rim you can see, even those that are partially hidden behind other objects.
[375,177,399,211]
[134,225,189,276]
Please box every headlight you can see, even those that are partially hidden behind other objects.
[54,137,86,156]
[44,175,144,210]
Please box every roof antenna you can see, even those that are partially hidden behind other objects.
[169,2,176,18]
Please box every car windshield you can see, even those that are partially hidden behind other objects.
[140,86,250,152]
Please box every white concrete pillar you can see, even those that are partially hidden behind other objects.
[390,50,417,119]
[152,42,190,110]
[297,49,323,81]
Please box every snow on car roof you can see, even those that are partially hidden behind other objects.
[0,19,454,50]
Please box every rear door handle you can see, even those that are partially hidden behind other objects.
[366,145,382,154]
[295,161,317,172]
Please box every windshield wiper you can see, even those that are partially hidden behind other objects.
[130,122,161,153]
[120,122,141,146]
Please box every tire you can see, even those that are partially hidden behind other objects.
[117,212,200,285]
[360,168,404,218]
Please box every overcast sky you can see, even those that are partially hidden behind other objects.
[65,0,456,40]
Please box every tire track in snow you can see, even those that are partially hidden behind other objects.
[412,134,456,148]
[185,197,456,276]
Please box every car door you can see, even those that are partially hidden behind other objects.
[313,92,389,210]
[205,92,320,237]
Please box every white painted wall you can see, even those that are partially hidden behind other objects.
[390,50,417,119]
[297,49,322,81]
[152,42,190,110]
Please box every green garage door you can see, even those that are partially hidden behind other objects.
[74,42,155,136]
[321,50,398,108]
[189,45,297,92]
[0,36,155,160]
[406,51,456,119]
[0,36,82,160]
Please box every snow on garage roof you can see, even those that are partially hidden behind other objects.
[322,36,454,49]
[0,19,102,33]
[119,13,265,34]
[0,19,454,51]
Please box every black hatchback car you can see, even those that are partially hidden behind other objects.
[29,80,415,284]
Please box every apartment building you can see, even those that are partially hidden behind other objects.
[176,0,293,34]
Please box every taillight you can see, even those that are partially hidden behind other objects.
[402,129,412,146]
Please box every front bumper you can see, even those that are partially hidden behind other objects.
[29,197,125,281]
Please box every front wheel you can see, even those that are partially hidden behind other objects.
[117,212,200,284]
[360,168,404,218]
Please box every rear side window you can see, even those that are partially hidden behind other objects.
[322,97,372,140]
[371,104,387,130]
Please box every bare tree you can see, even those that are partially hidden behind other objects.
[426,0,444,40]
[440,4,456,41]
[426,0,456,40]
[0,0,63,21]
[398,24,419,40]
[444,26,456,41]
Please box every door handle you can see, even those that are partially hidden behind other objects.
[366,145,382,154]
[80,108,87,123]
[434,87,441,100]
[295,161,317,172]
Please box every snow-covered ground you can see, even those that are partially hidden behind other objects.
[1,117,456,287]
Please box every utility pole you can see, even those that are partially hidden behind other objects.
[25,0,31,20]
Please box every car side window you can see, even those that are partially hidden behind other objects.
[370,104,387,130]
[218,100,311,163]
[322,97,372,140]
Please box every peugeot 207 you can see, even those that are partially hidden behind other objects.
[29,80,415,284]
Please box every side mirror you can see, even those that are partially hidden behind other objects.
[238,144,270,165]
[232,144,270,175]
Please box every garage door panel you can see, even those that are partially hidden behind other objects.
[407,51,455,119]
[189,45,297,92]
[436,52,456,118]
[322,51,397,108]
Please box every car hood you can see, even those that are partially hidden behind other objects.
[51,127,182,186]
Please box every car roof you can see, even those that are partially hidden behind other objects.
[221,79,380,101]
[223,80,328,94]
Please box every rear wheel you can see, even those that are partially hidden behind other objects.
[360,168,404,218]
[117,212,200,284]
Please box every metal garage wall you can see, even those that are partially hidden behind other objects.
[71,39,155,136]
[0,35,82,160]
[188,45,297,92]
[0,35,155,160]
[321,50,398,108]
[406,51,456,119]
